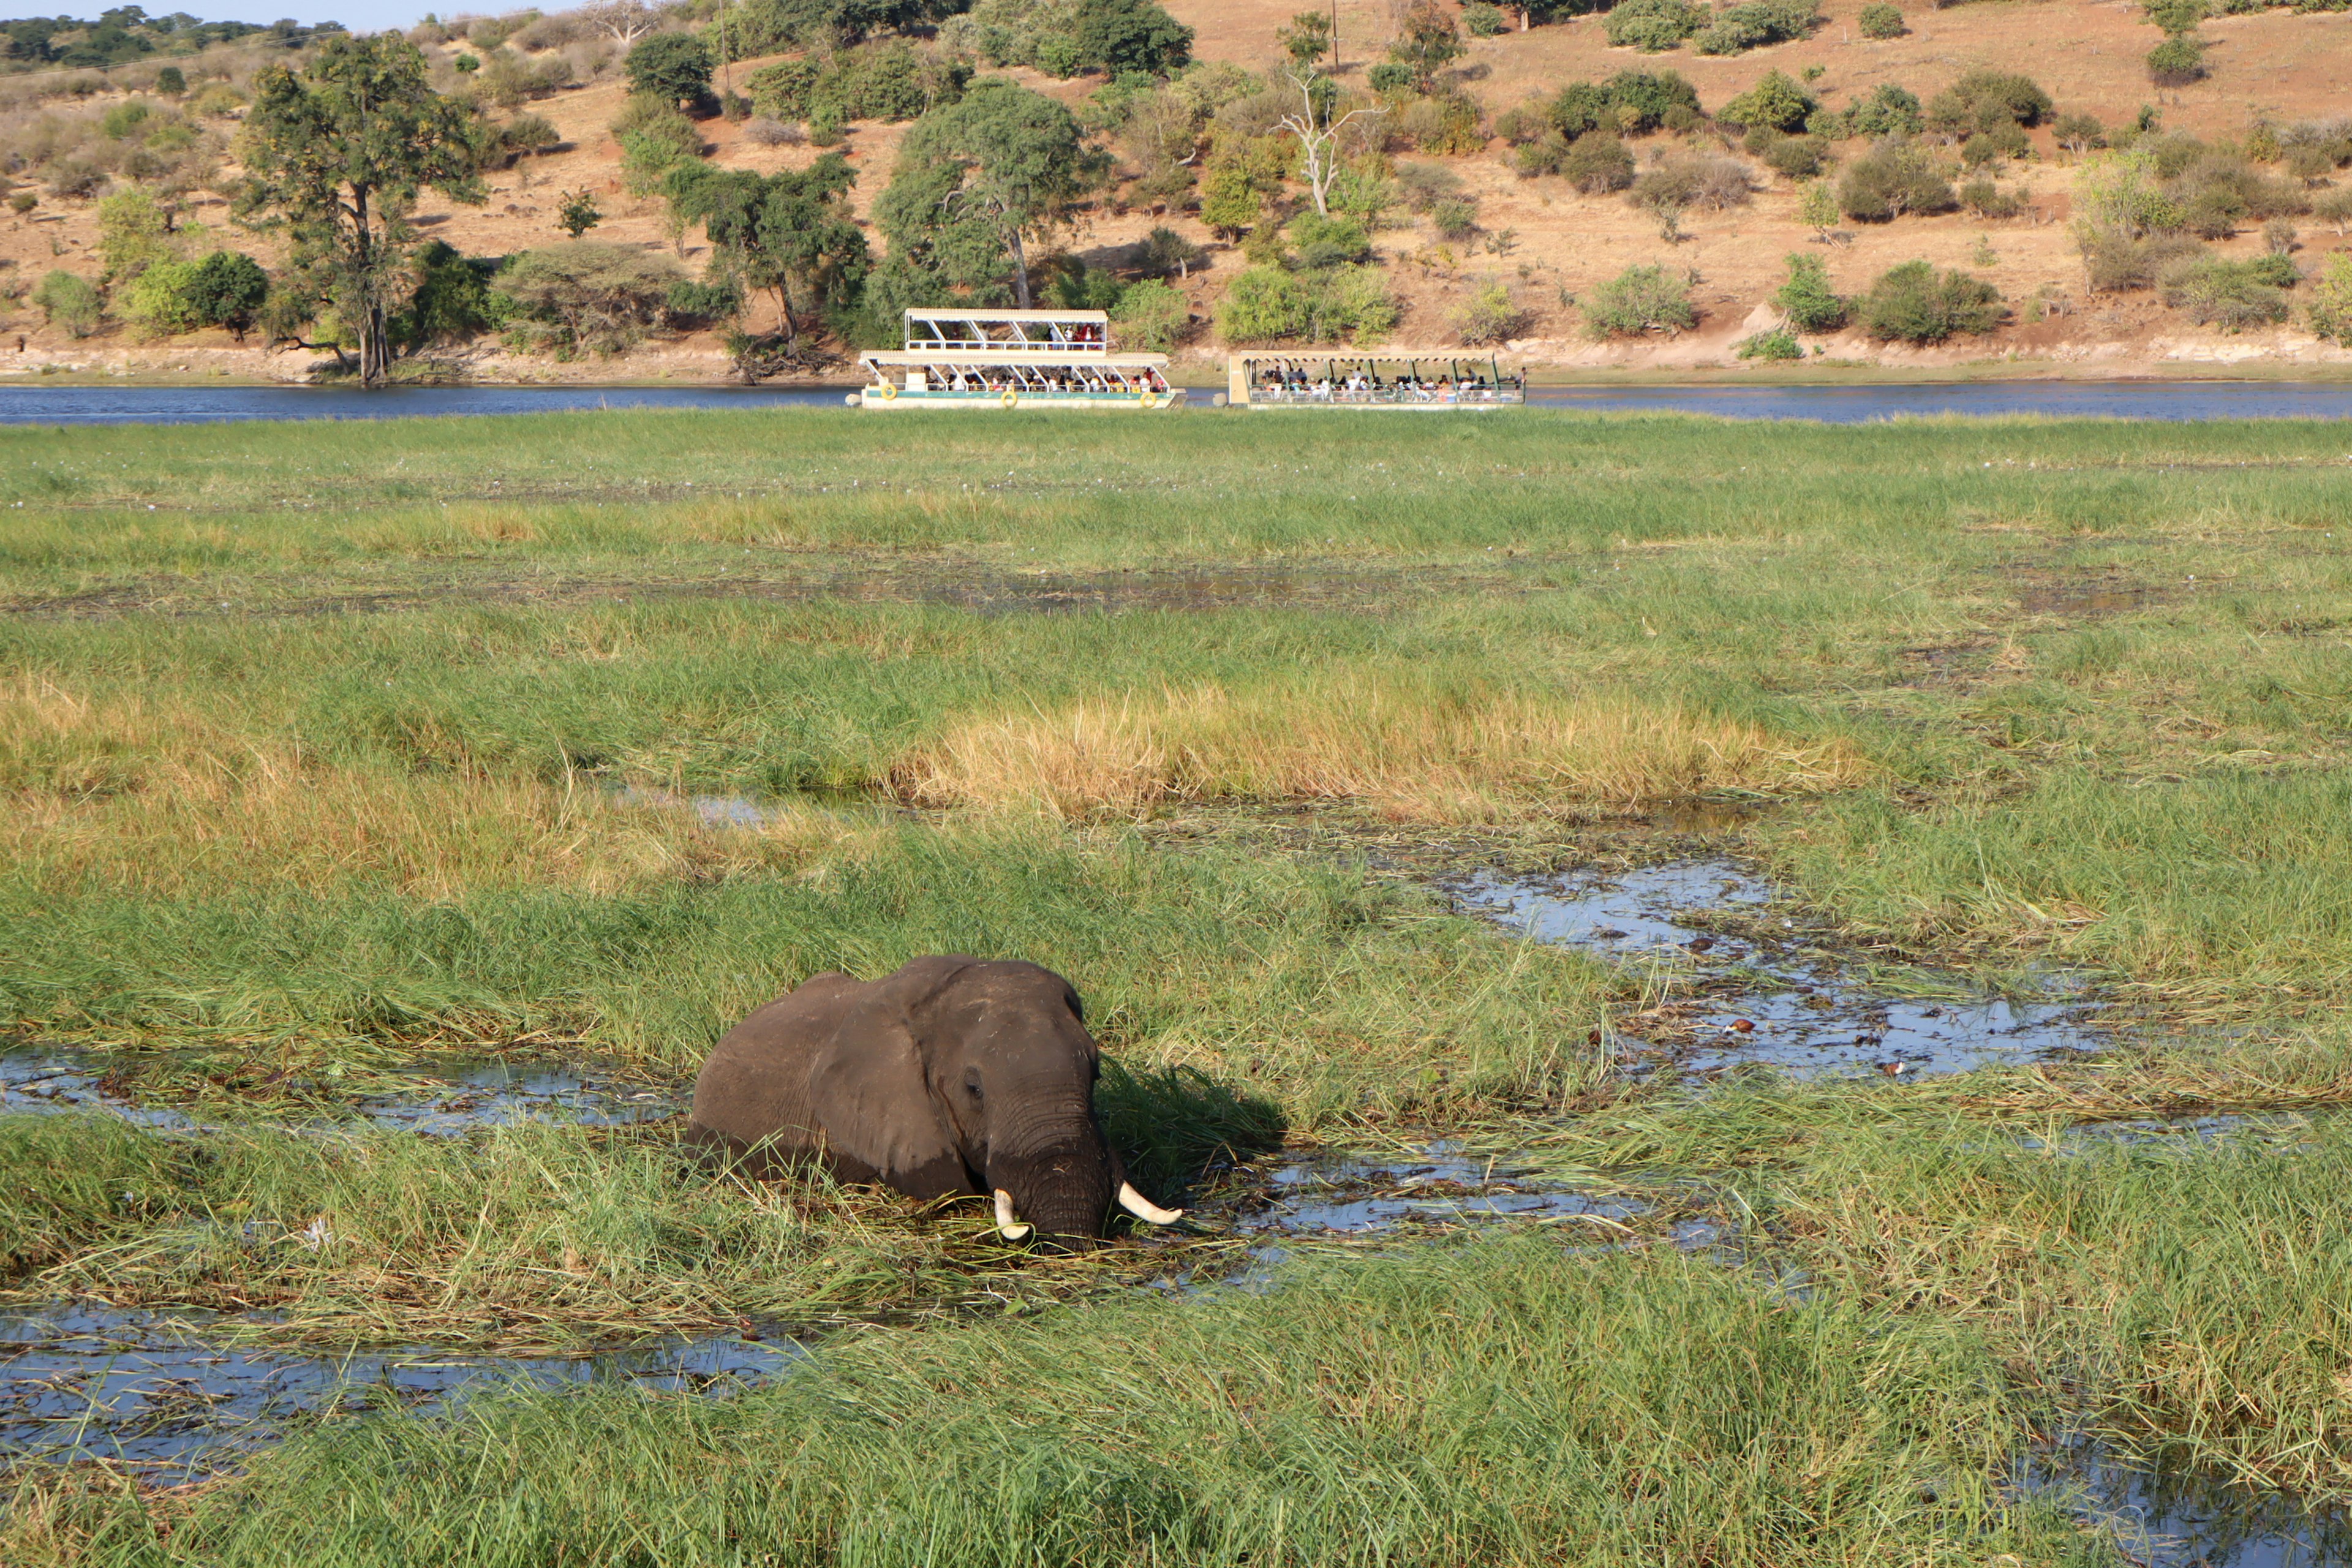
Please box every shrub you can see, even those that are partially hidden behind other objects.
[1559,132,1635,192]
[2309,253,2352,344]
[121,257,203,337]
[2146,35,2207,86]
[1073,0,1194,76]
[1924,70,2052,138]
[99,100,152,140]
[1604,0,1704,51]
[1858,260,2003,342]
[1452,279,1526,345]
[626,32,715,109]
[1581,262,1696,338]
[154,65,186,95]
[1368,62,1414,94]
[2316,187,2352,236]
[1463,2,1509,36]
[2160,254,2291,330]
[2078,228,2204,293]
[9,192,38,216]
[1289,211,1372,269]
[614,94,704,197]
[184,249,268,339]
[190,83,244,117]
[1959,176,2026,219]
[487,111,560,167]
[1721,70,1816,135]
[1213,263,1395,342]
[1387,92,1486,155]
[1961,123,2029,167]
[663,279,742,325]
[1737,325,1803,359]
[397,240,505,349]
[2054,113,2107,156]
[1395,161,1464,211]
[32,270,101,336]
[1430,197,1481,238]
[1763,135,1828,179]
[495,242,686,356]
[1857,3,1905,37]
[1547,70,1702,137]
[1774,251,1846,331]
[2143,0,2208,34]
[744,115,802,146]
[1110,276,1188,349]
[1631,154,1755,215]
[1136,225,1208,277]
[1839,142,1956,222]
[1842,83,1923,140]
[1692,0,1818,56]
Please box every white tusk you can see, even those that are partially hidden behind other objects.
[1118,1182,1185,1226]
[992,1189,1032,1241]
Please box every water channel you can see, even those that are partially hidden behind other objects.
[4,380,2352,424]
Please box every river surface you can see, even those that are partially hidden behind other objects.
[3,380,2351,424]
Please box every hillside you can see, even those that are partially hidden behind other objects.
[2,0,2350,382]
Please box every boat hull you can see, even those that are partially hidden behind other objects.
[852,388,1189,410]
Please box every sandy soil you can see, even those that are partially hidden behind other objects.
[2,0,2349,382]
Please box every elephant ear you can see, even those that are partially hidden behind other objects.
[805,1001,971,1200]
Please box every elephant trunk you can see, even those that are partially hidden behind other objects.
[986,1095,1115,1243]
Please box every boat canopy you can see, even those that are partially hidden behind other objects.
[902,308,1110,353]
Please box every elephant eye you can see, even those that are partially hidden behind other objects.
[963,1072,984,1100]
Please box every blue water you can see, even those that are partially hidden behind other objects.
[1,380,2350,424]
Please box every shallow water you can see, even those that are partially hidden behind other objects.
[1235,1146,1654,1236]
[2034,1444,2352,1568]
[0,1047,683,1134]
[1450,859,2102,1079]
[0,1305,801,1477]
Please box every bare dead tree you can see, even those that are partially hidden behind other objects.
[1276,65,1382,218]
[581,0,658,48]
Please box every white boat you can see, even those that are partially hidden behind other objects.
[1224,351,1524,410]
[851,308,1186,410]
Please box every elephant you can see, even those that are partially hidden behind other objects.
[686,955,1183,1243]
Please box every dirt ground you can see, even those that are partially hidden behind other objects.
[2,0,2350,382]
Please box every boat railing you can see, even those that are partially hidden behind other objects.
[1249,385,1523,405]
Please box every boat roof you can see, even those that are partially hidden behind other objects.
[862,349,1169,366]
[905,308,1110,325]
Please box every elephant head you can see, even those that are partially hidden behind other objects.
[690,956,1182,1245]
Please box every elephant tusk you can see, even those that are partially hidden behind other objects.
[1118,1182,1185,1226]
[992,1189,1032,1241]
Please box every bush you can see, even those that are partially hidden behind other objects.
[1721,70,1816,135]
[1630,154,1754,214]
[1858,260,2003,342]
[1692,0,1817,56]
[1959,176,2026,219]
[1110,276,1188,349]
[1857,3,1905,37]
[1560,132,1635,192]
[1548,70,1700,138]
[121,257,203,337]
[190,83,244,117]
[1763,135,1828,179]
[2317,188,2352,236]
[1213,263,1395,342]
[1368,62,1414,95]
[2146,35,2207,86]
[487,111,560,167]
[1961,123,2029,167]
[1395,161,1464,211]
[397,240,504,350]
[99,100,151,140]
[663,279,742,325]
[1839,142,1956,222]
[1774,251,1846,332]
[1604,0,1703,51]
[614,94,704,196]
[154,64,186,95]
[1841,83,1923,140]
[1452,279,1526,345]
[184,249,268,339]
[1581,262,1696,338]
[495,242,686,356]
[2309,253,2352,344]
[2054,113,2108,156]
[1387,92,1486,155]
[2078,228,2204,293]
[744,116,803,147]
[1073,0,1194,76]
[626,32,715,109]
[1289,211,1372,270]
[1430,197,1481,239]
[1924,70,2052,138]
[1737,325,1802,359]
[1463,1,1509,35]
[1136,225,1208,277]
[2161,254,2291,330]
[31,270,101,337]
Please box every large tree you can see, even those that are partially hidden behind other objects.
[236,34,484,386]
[668,154,870,352]
[877,79,1107,309]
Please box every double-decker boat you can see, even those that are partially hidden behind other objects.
[1223,352,1525,410]
[850,307,1186,410]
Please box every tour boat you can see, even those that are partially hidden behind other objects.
[1221,352,1525,410]
[850,308,1185,410]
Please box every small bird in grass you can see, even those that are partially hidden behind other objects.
[1874,1060,1910,1077]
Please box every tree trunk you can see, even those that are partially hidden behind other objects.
[1008,227,1031,310]
[352,186,390,388]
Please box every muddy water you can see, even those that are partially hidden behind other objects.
[0,1047,684,1134]
[1235,1146,1657,1236]
[0,1306,801,1477]
[1450,859,2102,1079]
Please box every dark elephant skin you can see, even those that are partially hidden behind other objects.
[687,956,1140,1242]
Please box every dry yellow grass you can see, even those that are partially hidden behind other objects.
[0,676,871,899]
[892,679,1868,821]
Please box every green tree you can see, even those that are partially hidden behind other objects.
[1199,134,1291,239]
[1277,8,1332,67]
[1797,178,1839,240]
[1720,70,1815,135]
[235,34,485,385]
[668,154,869,351]
[32,270,102,337]
[1389,0,1462,94]
[876,79,1106,308]
[185,249,270,339]
[614,94,706,198]
[1773,251,1845,332]
[557,187,603,238]
[1075,0,1193,75]
[154,64,186,94]
[1858,260,2003,342]
[95,187,182,290]
[626,31,715,109]
[123,258,205,337]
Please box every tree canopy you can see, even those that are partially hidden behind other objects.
[875,78,1106,308]
[668,153,869,350]
[235,33,484,385]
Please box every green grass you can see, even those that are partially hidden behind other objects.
[4,409,2352,1562]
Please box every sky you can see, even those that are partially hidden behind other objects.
[181,0,451,34]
